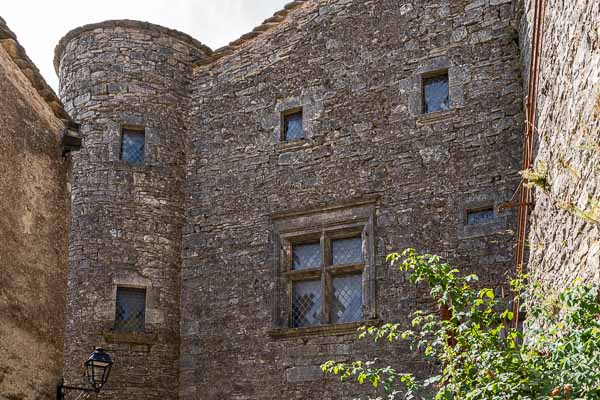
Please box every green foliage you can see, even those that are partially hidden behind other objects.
[521,162,550,191]
[322,249,600,399]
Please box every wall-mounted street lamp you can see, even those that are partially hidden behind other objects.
[57,347,113,399]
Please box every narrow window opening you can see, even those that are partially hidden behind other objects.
[121,128,145,165]
[282,109,304,141]
[423,72,450,113]
[467,207,495,225]
[114,287,146,332]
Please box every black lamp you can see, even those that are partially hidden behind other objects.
[57,347,113,399]
[85,348,113,390]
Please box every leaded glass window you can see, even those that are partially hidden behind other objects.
[114,287,146,332]
[283,110,304,141]
[121,129,145,165]
[292,242,321,270]
[467,207,495,225]
[288,233,365,328]
[423,73,450,113]
[333,237,363,265]
[333,274,363,323]
[292,280,322,327]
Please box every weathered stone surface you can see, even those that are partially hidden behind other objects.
[183,1,523,398]
[55,1,525,399]
[0,17,71,400]
[521,0,600,289]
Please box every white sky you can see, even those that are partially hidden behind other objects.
[2,0,288,91]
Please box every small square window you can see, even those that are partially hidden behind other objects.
[423,73,450,113]
[467,207,495,225]
[114,287,146,332]
[282,110,304,141]
[121,128,145,165]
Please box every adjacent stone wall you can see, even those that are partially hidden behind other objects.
[0,18,70,400]
[183,1,524,398]
[525,0,600,288]
[56,20,210,399]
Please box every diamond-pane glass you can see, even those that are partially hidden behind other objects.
[292,242,321,270]
[283,111,304,141]
[333,274,363,323]
[467,208,495,225]
[114,287,146,332]
[332,237,363,265]
[121,130,145,165]
[292,280,321,327]
[423,74,450,113]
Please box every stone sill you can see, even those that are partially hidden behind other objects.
[416,108,457,126]
[102,331,158,345]
[458,217,508,239]
[274,136,323,152]
[112,160,152,171]
[268,319,381,339]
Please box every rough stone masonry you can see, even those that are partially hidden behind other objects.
[523,0,599,292]
[0,16,77,400]
[53,1,526,398]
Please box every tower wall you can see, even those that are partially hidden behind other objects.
[55,20,210,399]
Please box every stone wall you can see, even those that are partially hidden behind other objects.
[55,20,210,399]
[0,17,71,400]
[525,0,600,288]
[183,1,524,398]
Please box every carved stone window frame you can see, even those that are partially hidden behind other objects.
[457,192,508,239]
[101,274,161,345]
[106,115,159,165]
[269,199,378,338]
[399,56,467,125]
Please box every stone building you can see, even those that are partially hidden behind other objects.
[53,1,526,398]
[0,17,80,400]
[521,0,599,290]
[0,0,595,398]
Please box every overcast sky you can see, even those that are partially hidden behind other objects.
[2,0,288,91]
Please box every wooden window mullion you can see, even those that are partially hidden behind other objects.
[321,233,332,324]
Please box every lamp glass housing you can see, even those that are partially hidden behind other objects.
[84,347,113,391]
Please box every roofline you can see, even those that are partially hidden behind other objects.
[192,0,310,71]
[53,19,213,75]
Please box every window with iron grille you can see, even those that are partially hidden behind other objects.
[287,233,365,328]
[423,72,450,113]
[282,109,304,141]
[121,128,145,165]
[114,287,146,332]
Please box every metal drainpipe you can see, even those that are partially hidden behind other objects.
[513,0,546,329]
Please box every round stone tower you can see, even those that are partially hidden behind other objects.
[54,20,211,399]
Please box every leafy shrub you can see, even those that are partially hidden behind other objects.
[322,249,600,399]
